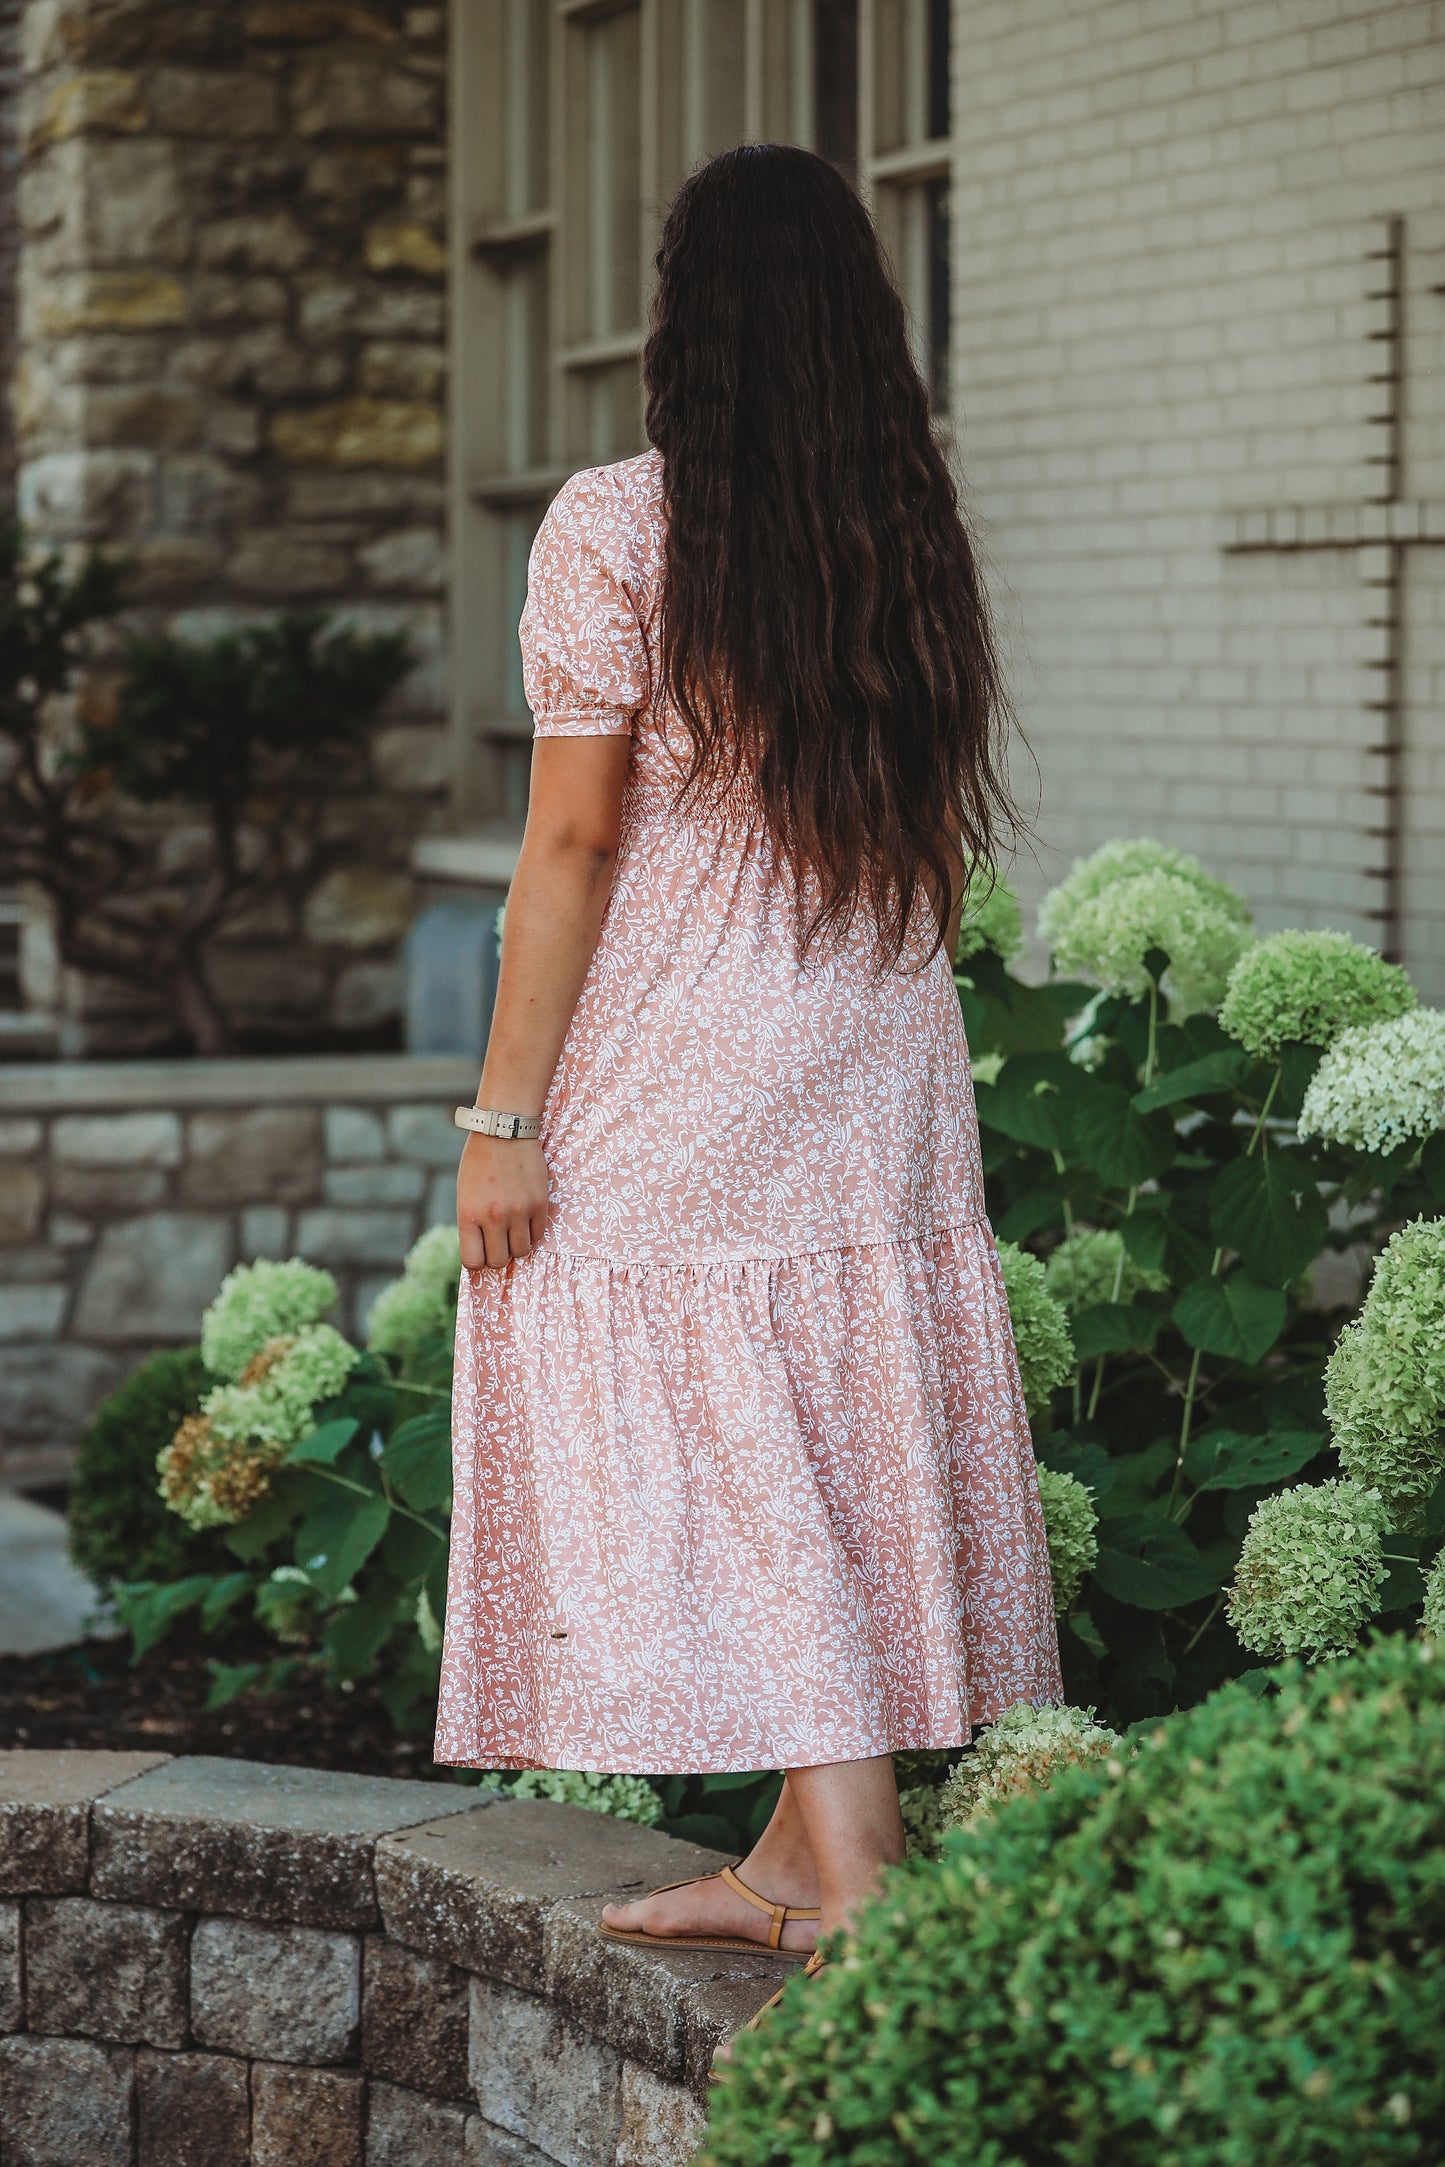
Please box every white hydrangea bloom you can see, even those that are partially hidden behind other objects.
[1298,1010,1445,1156]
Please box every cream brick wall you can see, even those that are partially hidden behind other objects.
[949,0,1445,999]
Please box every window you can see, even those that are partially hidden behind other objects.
[864,0,951,413]
[449,0,951,825]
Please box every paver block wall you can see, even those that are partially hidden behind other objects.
[0,1750,757,2163]
[0,1051,476,1481]
[950,0,1445,1001]
[13,0,451,1052]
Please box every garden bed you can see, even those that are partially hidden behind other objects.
[0,1623,449,1783]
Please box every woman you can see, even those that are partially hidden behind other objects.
[437,145,1060,1978]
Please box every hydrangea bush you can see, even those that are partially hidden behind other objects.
[964,836,1445,1730]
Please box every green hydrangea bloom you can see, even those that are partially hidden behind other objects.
[1298,1009,1445,1156]
[996,1242,1075,1423]
[954,869,1024,965]
[204,1324,359,1450]
[1325,1217,1445,1517]
[1044,1226,1168,1314]
[1038,838,1252,952]
[1036,1467,1099,1615]
[937,1702,1122,1831]
[200,1259,338,1382]
[1045,868,1254,1018]
[1422,1551,1445,1641]
[1219,929,1416,1061]
[367,1224,462,1366]
[482,1768,662,1827]
[1227,1478,1389,1661]
[404,1223,463,1301]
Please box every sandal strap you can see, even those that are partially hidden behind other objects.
[719,1863,822,1950]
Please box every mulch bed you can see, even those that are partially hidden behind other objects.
[0,1620,459,1784]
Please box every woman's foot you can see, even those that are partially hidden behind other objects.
[602,1782,822,1952]
[600,1861,820,1953]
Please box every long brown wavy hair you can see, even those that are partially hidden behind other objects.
[643,143,1018,969]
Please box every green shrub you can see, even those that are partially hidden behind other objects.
[69,1348,228,1590]
[702,1634,1445,2167]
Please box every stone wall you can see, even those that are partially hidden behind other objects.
[0,1050,476,1483]
[13,0,452,1053]
[0,1750,773,2162]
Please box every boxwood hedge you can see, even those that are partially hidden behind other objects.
[702,1634,1445,2167]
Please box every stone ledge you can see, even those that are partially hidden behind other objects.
[90,1755,480,1929]
[0,1751,774,2157]
[0,1053,479,1114]
[0,1751,171,1895]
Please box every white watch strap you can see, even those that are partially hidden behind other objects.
[454,1106,541,1141]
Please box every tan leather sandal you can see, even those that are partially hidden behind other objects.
[598,1862,820,1956]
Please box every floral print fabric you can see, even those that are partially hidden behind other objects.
[435,450,1061,1772]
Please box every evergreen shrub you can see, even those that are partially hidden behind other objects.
[69,1348,226,1589]
[703,1635,1445,2167]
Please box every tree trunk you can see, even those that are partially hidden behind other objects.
[170,950,236,1056]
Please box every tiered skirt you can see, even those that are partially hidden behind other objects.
[434,1220,1062,1773]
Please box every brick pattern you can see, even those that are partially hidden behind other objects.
[13,0,451,1053]
[0,1053,474,1482]
[949,0,1445,1000]
[0,1751,735,2164]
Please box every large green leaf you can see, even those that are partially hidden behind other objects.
[1069,1301,1162,1361]
[114,1575,216,1660]
[385,1410,453,1512]
[996,1188,1068,1242]
[1092,1515,1221,1610]
[282,1418,359,1468]
[294,1490,390,1602]
[1038,1432,1117,1503]
[1134,1048,1250,1113]
[323,1581,406,1675]
[1070,1083,1177,1188]
[1173,1272,1287,1365]
[974,1052,1075,1152]
[223,1472,308,1561]
[1184,1427,1326,1492]
[1209,1151,1328,1286]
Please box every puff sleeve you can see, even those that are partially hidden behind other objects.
[520,467,650,737]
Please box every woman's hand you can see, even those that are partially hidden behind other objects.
[457,1133,551,1271]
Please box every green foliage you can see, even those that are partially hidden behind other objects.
[79,612,412,809]
[958,840,1445,1728]
[701,1635,1445,2167]
[480,1768,663,1826]
[0,528,414,1053]
[68,1347,227,1592]
[1220,928,1416,1062]
[1037,1467,1098,1615]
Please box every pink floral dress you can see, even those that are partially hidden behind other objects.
[435,449,1061,1773]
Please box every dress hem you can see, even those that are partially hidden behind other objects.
[431,1685,1063,1777]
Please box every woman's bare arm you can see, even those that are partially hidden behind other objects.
[456,734,631,1271]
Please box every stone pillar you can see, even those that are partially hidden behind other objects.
[10,0,452,1053]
